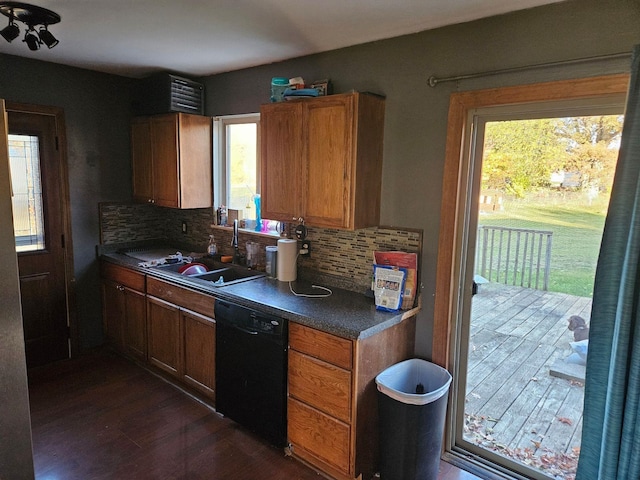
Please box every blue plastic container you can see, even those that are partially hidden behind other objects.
[270,77,289,102]
[254,194,262,231]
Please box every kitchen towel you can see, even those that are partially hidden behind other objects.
[277,239,297,282]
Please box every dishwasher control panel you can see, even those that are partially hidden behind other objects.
[214,300,286,337]
[249,314,282,334]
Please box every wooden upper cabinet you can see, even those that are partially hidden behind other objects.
[150,114,180,207]
[131,118,153,203]
[260,92,385,230]
[131,112,212,209]
[261,102,303,221]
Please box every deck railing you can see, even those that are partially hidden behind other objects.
[475,225,553,291]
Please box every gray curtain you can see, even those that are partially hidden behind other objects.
[577,45,640,479]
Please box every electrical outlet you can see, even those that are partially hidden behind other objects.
[299,241,311,257]
[181,221,188,234]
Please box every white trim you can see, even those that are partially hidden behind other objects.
[212,113,260,210]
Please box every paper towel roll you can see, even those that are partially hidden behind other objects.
[277,239,297,282]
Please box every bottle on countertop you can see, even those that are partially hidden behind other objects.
[207,234,218,256]
[254,194,262,232]
[216,205,227,226]
[265,245,277,278]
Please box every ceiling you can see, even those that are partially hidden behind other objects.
[0,0,566,79]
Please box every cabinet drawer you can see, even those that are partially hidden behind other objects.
[289,350,351,423]
[289,322,352,370]
[288,397,350,475]
[101,262,145,291]
[147,277,215,318]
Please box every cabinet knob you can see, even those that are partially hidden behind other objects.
[117,285,125,292]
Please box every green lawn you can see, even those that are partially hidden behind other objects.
[478,194,609,297]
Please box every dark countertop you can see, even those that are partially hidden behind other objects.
[101,252,419,340]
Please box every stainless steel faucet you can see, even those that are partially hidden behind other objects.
[231,219,239,248]
[231,219,240,263]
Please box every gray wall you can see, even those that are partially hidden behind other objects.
[0,55,134,349]
[0,0,638,359]
[200,0,640,357]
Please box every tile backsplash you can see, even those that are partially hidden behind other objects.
[99,203,213,248]
[99,203,422,293]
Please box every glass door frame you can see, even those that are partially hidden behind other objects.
[432,75,630,479]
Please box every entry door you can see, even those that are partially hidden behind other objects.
[8,107,70,367]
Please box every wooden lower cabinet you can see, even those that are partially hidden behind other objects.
[101,262,147,361]
[182,309,216,399]
[288,397,351,474]
[101,264,216,402]
[146,277,216,401]
[102,279,126,349]
[123,288,147,360]
[102,262,417,480]
[287,318,416,480]
[147,296,181,376]
[289,350,351,422]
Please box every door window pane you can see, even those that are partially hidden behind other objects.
[459,114,622,479]
[9,134,45,252]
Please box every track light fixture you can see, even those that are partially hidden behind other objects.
[38,25,57,48]
[0,2,60,50]
[23,25,38,49]
[0,18,18,41]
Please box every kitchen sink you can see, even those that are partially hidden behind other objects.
[190,267,265,286]
[150,261,264,286]
[153,263,186,273]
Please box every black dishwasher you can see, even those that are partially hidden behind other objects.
[214,299,288,447]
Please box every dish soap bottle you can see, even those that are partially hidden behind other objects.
[207,234,218,257]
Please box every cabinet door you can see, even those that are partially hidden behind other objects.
[177,113,213,209]
[260,102,303,221]
[182,309,216,400]
[150,114,180,208]
[124,287,147,361]
[131,118,153,203]
[303,96,354,229]
[101,280,125,349]
[147,296,181,376]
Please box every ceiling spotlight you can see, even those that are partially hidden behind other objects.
[38,26,57,48]
[0,19,19,42]
[0,2,60,50]
[23,26,38,50]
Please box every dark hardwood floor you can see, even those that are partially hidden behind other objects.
[27,349,481,480]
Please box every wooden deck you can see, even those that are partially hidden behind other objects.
[465,282,590,462]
